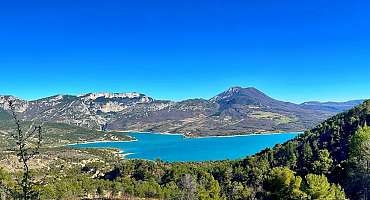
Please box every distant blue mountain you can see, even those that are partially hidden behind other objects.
[300,100,365,112]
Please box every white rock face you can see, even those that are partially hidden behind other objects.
[140,96,152,103]
[210,87,242,102]
[0,96,18,105]
[79,92,143,101]
[0,95,29,112]
[76,92,154,113]
[49,95,64,102]
[100,102,127,113]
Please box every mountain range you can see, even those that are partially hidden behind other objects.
[0,87,364,136]
[300,99,365,112]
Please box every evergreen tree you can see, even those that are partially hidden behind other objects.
[305,174,346,200]
[312,149,333,174]
[266,167,307,200]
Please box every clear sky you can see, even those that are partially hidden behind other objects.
[0,0,369,103]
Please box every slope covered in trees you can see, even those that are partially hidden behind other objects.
[247,99,370,199]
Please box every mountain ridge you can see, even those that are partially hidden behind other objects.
[300,99,365,112]
[0,87,364,136]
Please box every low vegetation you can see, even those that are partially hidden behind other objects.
[0,120,131,148]
[248,111,297,124]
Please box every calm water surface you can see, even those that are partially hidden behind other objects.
[71,132,300,162]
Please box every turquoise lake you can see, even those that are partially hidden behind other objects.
[71,132,300,162]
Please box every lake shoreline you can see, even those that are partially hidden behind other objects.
[114,130,304,139]
[66,139,138,146]
[67,131,302,146]
[69,131,300,162]
[188,131,302,139]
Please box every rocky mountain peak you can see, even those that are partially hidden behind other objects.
[227,86,243,93]
[210,86,271,104]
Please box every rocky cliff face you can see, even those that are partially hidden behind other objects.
[0,88,359,136]
[0,93,154,129]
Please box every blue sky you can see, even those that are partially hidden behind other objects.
[0,0,369,103]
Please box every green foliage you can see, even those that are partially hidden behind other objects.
[266,167,307,200]
[303,142,313,164]
[312,150,333,174]
[0,167,13,185]
[229,182,253,200]
[162,181,181,199]
[305,174,346,200]
[134,180,163,198]
[197,173,223,200]
[342,124,370,199]
[0,167,15,199]
[349,124,370,163]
